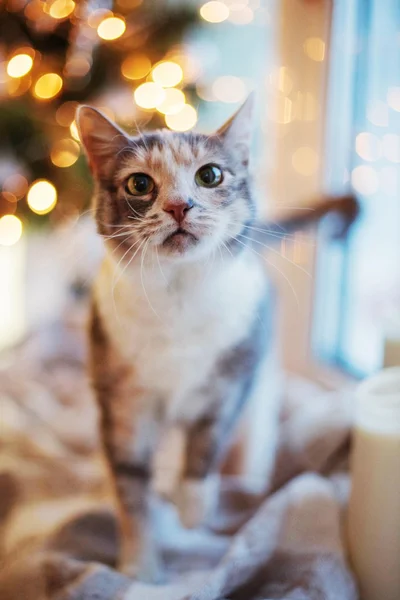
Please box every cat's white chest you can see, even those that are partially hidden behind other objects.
[95,251,267,422]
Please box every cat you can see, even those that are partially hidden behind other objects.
[76,97,358,582]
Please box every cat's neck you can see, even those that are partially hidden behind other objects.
[102,244,248,293]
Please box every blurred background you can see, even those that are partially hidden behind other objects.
[0,0,399,383]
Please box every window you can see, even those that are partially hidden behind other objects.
[313,0,400,377]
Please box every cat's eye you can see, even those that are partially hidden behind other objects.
[195,164,223,188]
[125,173,155,196]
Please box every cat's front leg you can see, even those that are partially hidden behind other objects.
[175,417,221,529]
[113,461,161,582]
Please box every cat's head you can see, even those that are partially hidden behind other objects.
[76,97,256,263]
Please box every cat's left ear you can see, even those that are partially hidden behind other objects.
[76,105,130,180]
[216,93,254,165]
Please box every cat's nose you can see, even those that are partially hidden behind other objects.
[163,198,194,224]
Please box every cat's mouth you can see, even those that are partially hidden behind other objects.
[162,227,198,253]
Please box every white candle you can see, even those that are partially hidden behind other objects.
[347,368,400,600]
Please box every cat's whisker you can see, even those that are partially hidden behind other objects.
[243,223,315,246]
[111,237,144,324]
[110,233,136,256]
[123,193,148,222]
[237,232,312,278]
[232,236,300,309]
[155,243,168,285]
[103,229,137,240]
[140,239,166,326]
[221,239,234,258]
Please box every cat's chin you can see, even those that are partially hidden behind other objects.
[161,228,198,255]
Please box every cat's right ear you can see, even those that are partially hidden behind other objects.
[76,106,130,180]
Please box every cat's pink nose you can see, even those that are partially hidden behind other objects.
[163,199,194,224]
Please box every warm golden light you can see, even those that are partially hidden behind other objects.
[27,180,57,215]
[7,54,33,78]
[351,166,379,196]
[56,101,78,126]
[97,16,126,41]
[49,0,75,19]
[152,61,183,88]
[0,215,22,246]
[156,88,185,115]
[275,96,293,124]
[121,53,151,80]
[34,73,63,99]
[294,91,317,122]
[64,56,91,77]
[228,5,253,24]
[212,75,247,103]
[51,139,80,167]
[3,174,28,199]
[165,104,197,132]
[117,0,143,7]
[200,1,229,23]
[292,147,319,176]
[303,37,325,62]
[70,120,80,141]
[269,67,293,95]
[387,87,400,112]
[134,82,165,109]
[88,8,112,28]
[355,133,381,162]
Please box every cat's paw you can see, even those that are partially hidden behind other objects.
[175,475,219,529]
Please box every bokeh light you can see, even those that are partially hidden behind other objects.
[387,87,400,112]
[274,96,293,124]
[303,37,325,62]
[268,67,293,95]
[196,83,216,102]
[152,61,183,88]
[49,0,75,19]
[134,82,165,109]
[97,16,126,41]
[51,139,80,167]
[3,174,28,199]
[7,54,33,78]
[70,120,80,141]
[0,215,22,246]
[355,132,381,162]
[367,101,389,127]
[351,165,379,195]
[292,147,319,176]
[212,75,247,103]
[382,134,400,163]
[200,1,229,23]
[27,180,57,215]
[88,8,112,28]
[34,73,63,100]
[294,92,317,121]
[165,104,197,131]
[64,56,91,78]
[56,101,78,127]
[121,53,151,80]
[228,6,253,24]
[156,88,186,115]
